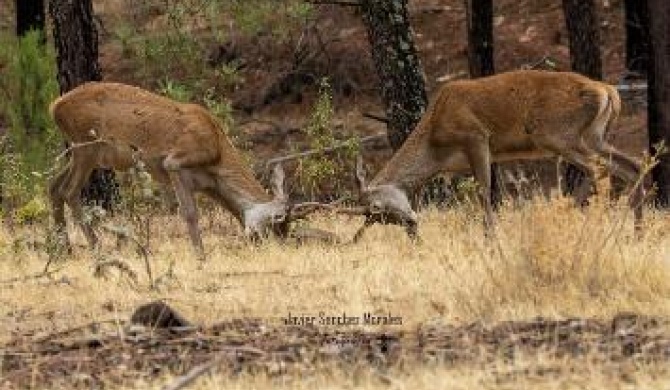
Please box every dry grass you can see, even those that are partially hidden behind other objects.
[132,360,670,390]
[1,194,670,389]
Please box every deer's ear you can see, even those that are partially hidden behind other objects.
[270,163,286,200]
[355,156,367,193]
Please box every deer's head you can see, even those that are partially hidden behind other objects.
[354,157,418,236]
[243,163,290,239]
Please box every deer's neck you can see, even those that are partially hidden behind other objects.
[370,132,441,192]
[211,165,273,224]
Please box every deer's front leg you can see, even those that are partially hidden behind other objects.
[49,161,73,252]
[62,155,98,250]
[168,171,205,261]
[351,217,374,243]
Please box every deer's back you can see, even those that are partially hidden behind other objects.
[428,70,605,146]
[50,82,223,159]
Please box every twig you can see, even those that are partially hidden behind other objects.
[615,83,647,92]
[160,359,220,390]
[362,112,389,124]
[307,0,361,6]
[35,319,123,344]
[160,347,266,390]
[0,265,68,285]
[263,134,387,168]
[52,138,115,164]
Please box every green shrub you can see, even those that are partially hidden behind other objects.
[295,79,358,200]
[0,30,61,220]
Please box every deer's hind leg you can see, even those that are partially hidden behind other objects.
[533,135,601,206]
[167,170,205,260]
[581,111,645,227]
[464,140,496,233]
[584,137,644,227]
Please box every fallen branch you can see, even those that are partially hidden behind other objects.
[362,112,389,124]
[160,347,266,390]
[615,83,647,91]
[263,134,387,168]
[0,265,68,285]
[161,359,220,390]
[307,0,361,6]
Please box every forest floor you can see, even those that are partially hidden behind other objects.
[1,199,670,388]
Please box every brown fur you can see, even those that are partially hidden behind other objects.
[363,70,644,234]
[49,82,284,259]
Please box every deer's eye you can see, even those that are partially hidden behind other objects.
[370,202,383,213]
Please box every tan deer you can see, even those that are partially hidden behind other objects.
[48,82,319,259]
[349,70,644,241]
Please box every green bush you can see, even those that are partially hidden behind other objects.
[295,79,359,200]
[0,30,61,220]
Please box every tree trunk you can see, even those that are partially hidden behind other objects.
[16,0,45,37]
[561,0,603,197]
[464,0,501,208]
[465,0,494,78]
[647,0,670,207]
[359,0,428,150]
[360,0,453,206]
[624,0,650,77]
[49,0,118,210]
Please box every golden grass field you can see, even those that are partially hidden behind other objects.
[1,192,670,389]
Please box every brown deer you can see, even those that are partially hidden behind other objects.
[349,70,644,241]
[48,82,320,259]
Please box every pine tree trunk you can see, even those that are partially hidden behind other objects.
[624,0,650,77]
[49,0,118,210]
[464,0,500,207]
[647,0,670,207]
[360,0,454,206]
[561,0,603,197]
[359,0,428,150]
[16,0,45,37]
[465,0,494,78]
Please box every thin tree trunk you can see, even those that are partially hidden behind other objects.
[359,0,428,150]
[624,0,650,77]
[49,0,118,210]
[465,0,494,78]
[465,0,501,208]
[16,0,45,37]
[647,0,670,207]
[561,0,603,197]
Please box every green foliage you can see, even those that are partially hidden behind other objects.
[0,30,61,220]
[157,78,234,135]
[14,196,50,225]
[158,78,195,103]
[227,0,313,41]
[113,0,313,92]
[295,79,359,199]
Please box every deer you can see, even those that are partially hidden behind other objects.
[345,70,645,242]
[48,82,322,260]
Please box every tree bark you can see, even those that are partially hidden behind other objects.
[464,0,500,207]
[561,0,603,197]
[359,0,454,205]
[465,0,494,78]
[647,0,670,206]
[359,0,428,150]
[624,0,650,77]
[49,0,118,210]
[16,0,45,37]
